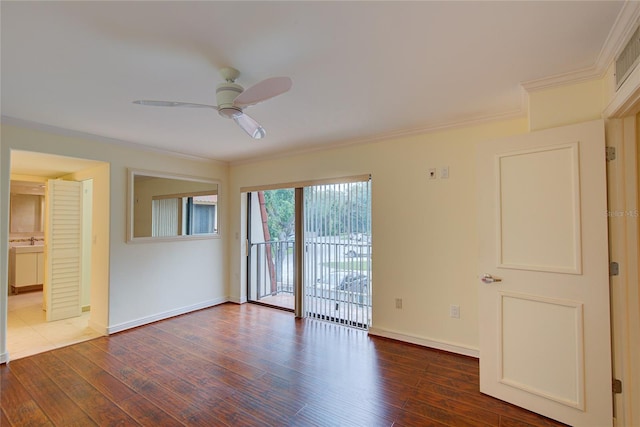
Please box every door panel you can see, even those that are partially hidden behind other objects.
[45,179,83,322]
[478,120,612,426]
[497,143,581,273]
[499,292,584,409]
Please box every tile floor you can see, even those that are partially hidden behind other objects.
[258,292,295,310]
[6,291,103,360]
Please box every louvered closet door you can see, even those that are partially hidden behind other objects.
[45,179,83,321]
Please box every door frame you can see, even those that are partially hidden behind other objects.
[603,67,640,426]
[604,117,640,427]
[1,150,110,364]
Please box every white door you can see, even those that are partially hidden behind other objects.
[45,179,83,321]
[477,120,612,426]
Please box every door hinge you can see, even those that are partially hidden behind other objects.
[610,261,620,276]
[613,379,623,394]
[606,146,616,161]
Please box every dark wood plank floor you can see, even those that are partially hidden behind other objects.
[1,302,569,426]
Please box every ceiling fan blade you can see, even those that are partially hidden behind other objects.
[133,100,217,109]
[233,77,292,108]
[233,113,266,139]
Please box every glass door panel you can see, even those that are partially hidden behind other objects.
[247,189,295,310]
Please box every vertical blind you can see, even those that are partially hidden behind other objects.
[303,179,372,328]
[152,198,179,237]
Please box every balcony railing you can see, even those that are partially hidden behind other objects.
[249,239,372,328]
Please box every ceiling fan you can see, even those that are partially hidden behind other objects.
[133,67,292,139]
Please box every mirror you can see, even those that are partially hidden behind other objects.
[10,181,45,233]
[127,169,220,242]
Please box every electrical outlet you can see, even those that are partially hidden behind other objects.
[395,298,403,309]
[450,304,460,319]
[428,168,436,179]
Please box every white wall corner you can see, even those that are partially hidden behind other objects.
[0,351,8,364]
[368,327,479,358]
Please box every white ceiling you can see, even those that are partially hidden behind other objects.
[1,1,634,164]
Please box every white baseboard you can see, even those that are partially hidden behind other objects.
[0,351,8,364]
[368,327,479,358]
[227,296,246,304]
[107,297,229,334]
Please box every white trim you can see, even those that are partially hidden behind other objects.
[240,174,371,193]
[604,59,640,118]
[106,297,229,334]
[2,103,527,169]
[521,65,602,93]
[231,106,527,166]
[522,1,640,93]
[600,1,640,74]
[228,296,246,304]
[0,116,228,165]
[368,327,479,358]
[0,351,8,364]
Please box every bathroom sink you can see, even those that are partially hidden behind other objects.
[11,245,44,254]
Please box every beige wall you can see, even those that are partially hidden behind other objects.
[229,78,611,354]
[0,124,229,362]
[528,78,605,131]
[0,76,618,363]
[230,117,529,353]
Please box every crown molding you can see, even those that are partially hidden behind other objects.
[231,96,528,167]
[522,0,640,93]
[521,65,602,93]
[0,116,228,166]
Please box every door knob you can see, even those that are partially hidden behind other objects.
[481,273,502,284]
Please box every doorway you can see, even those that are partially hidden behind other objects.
[246,177,372,329]
[246,188,296,310]
[6,150,108,360]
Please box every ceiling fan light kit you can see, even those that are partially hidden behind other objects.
[133,67,291,139]
[234,114,266,139]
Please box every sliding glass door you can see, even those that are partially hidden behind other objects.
[303,181,371,328]
[246,177,371,328]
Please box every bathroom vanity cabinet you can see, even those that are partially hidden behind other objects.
[9,246,44,294]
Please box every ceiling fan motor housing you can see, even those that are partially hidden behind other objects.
[216,82,244,118]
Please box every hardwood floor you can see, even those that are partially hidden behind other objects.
[1,302,568,426]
